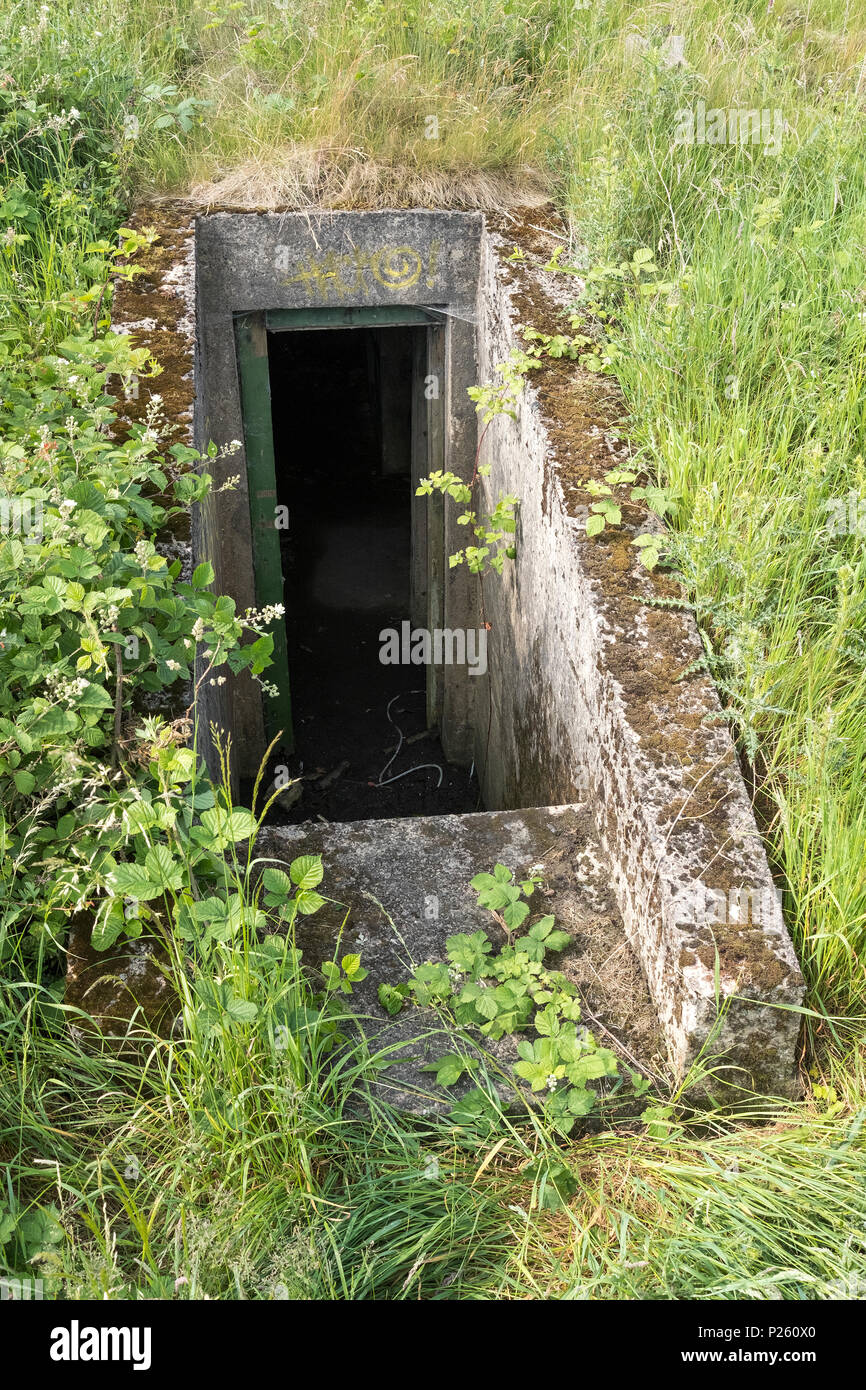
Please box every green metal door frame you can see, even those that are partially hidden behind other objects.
[266,306,445,332]
[234,311,294,753]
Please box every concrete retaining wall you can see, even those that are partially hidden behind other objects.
[473,213,804,1096]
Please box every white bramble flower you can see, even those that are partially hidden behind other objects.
[546,1074,558,1092]
[166,659,181,672]
[47,672,90,706]
[243,603,285,626]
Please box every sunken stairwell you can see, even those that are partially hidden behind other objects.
[100,200,805,1100]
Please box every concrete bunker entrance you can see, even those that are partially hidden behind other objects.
[252,313,480,822]
[183,206,804,1096]
[194,210,490,814]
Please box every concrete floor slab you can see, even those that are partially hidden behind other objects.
[257,804,665,1112]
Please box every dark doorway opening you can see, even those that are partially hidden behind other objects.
[265,325,478,824]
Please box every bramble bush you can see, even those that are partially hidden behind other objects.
[0,324,281,965]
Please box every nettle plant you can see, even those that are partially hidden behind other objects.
[378,864,620,1135]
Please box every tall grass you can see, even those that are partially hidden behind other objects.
[555,5,866,1020]
[2,0,866,1300]
[501,1100,866,1300]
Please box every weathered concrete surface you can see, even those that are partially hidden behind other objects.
[111,201,196,459]
[473,210,805,1097]
[258,804,664,1112]
[109,201,197,729]
[194,211,483,778]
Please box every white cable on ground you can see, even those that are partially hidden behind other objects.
[374,691,444,788]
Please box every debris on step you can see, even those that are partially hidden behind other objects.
[64,916,178,1047]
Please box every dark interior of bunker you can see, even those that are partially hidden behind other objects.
[263,325,479,824]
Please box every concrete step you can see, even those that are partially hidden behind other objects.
[258,803,664,1112]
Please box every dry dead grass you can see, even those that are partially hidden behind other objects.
[185,144,549,212]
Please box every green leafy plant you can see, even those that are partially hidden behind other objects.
[574,465,679,553]
[0,327,285,957]
[522,323,599,365]
[642,1103,685,1142]
[421,1053,478,1087]
[386,864,620,1134]
[321,952,368,996]
[0,1187,64,1287]
[377,981,411,1016]
[415,469,518,575]
[260,855,326,925]
[522,1155,581,1211]
[582,246,676,303]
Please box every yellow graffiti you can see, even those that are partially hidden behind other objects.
[280,241,438,300]
[371,246,422,290]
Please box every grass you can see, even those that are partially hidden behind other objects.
[2,0,866,1300]
[556,8,866,1023]
[504,1104,866,1300]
